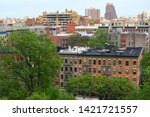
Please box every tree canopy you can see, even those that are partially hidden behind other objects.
[68,29,113,48]
[0,30,74,99]
[140,52,150,81]
[65,75,136,100]
[68,33,89,47]
[124,52,150,100]
[87,29,112,48]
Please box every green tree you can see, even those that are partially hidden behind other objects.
[0,30,63,99]
[139,52,150,99]
[26,87,75,100]
[65,75,136,100]
[124,52,150,100]
[124,80,150,100]
[65,75,94,97]
[68,33,89,47]
[87,18,96,23]
[140,52,150,81]
[68,29,113,48]
[88,29,112,48]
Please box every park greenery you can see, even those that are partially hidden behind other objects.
[65,75,137,100]
[0,30,74,100]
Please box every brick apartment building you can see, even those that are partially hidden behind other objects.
[59,46,143,88]
[51,34,71,48]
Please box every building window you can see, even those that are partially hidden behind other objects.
[133,69,136,75]
[69,59,72,64]
[133,61,136,65]
[118,68,122,74]
[93,68,96,73]
[61,67,63,71]
[65,67,68,72]
[126,60,129,66]
[113,60,116,65]
[74,59,77,64]
[98,60,101,65]
[61,74,63,80]
[79,67,82,73]
[84,59,86,65]
[118,60,122,66]
[108,68,111,73]
[133,78,136,82]
[60,82,64,88]
[125,69,129,74]
[70,67,72,72]
[74,67,77,72]
[113,68,116,74]
[93,60,96,65]
[103,60,106,65]
[79,59,82,64]
[88,59,92,64]
[98,68,101,73]
[108,60,111,65]
[102,67,106,72]
[89,68,91,72]
[84,68,87,72]
[65,58,68,63]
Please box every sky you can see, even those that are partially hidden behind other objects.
[0,0,150,18]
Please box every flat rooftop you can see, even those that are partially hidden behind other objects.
[60,45,143,58]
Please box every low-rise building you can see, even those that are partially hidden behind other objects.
[98,26,150,52]
[75,25,98,34]
[51,33,73,48]
[59,46,143,88]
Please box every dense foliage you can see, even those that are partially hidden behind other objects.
[87,29,112,48]
[68,29,113,48]
[124,52,150,100]
[140,52,150,81]
[0,30,74,100]
[68,33,89,47]
[65,75,136,100]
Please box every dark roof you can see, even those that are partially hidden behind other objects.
[60,47,143,58]
[0,29,28,34]
[82,47,142,57]
[98,26,150,29]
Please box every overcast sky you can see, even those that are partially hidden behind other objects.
[0,0,150,18]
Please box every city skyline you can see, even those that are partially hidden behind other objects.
[1,0,150,18]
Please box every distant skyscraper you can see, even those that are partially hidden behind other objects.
[137,11,149,20]
[105,3,117,20]
[85,8,100,20]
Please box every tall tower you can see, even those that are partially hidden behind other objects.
[85,8,100,20]
[105,3,117,20]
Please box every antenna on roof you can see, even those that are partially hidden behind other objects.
[130,49,133,54]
